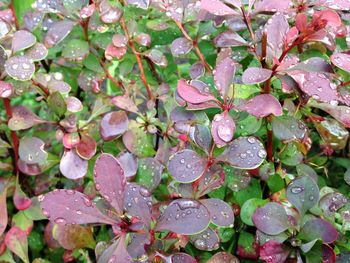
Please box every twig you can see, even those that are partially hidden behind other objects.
[120,18,154,100]
[174,20,212,74]
[9,0,19,29]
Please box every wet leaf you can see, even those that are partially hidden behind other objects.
[206,252,239,263]
[190,227,220,251]
[242,67,273,84]
[200,198,234,227]
[122,127,156,157]
[55,224,95,250]
[8,106,45,130]
[126,0,150,9]
[65,97,83,112]
[189,62,205,79]
[168,149,207,183]
[200,0,238,16]
[331,52,350,73]
[310,102,350,128]
[260,240,290,263]
[272,115,307,142]
[0,80,14,98]
[76,134,97,160]
[5,56,35,81]
[99,0,122,23]
[217,136,266,169]
[265,13,289,57]
[214,57,235,98]
[59,150,88,179]
[211,111,235,148]
[12,30,36,53]
[5,227,29,263]
[236,94,283,118]
[111,95,139,113]
[94,153,126,215]
[319,192,347,217]
[116,151,138,179]
[0,185,8,236]
[252,202,289,235]
[299,218,338,243]
[62,39,89,60]
[47,91,67,117]
[19,137,47,165]
[135,157,163,191]
[44,20,75,47]
[97,235,133,263]
[240,198,268,226]
[177,79,217,104]
[100,111,129,141]
[286,176,319,215]
[171,37,192,56]
[213,30,248,47]
[156,199,210,235]
[39,189,115,225]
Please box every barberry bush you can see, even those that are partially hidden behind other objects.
[1,0,350,262]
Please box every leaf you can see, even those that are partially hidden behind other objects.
[99,0,122,23]
[189,62,205,79]
[253,0,291,13]
[190,227,220,251]
[39,189,115,225]
[47,91,67,117]
[135,157,163,191]
[126,0,150,9]
[62,39,89,60]
[94,153,126,215]
[65,97,83,112]
[289,71,339,104]
[76,134,97,160]
[319,192,347,217]
[5,56,35,81]
[252,202,290,235]
[314,118,349,150]
[18,136,47,165]
[97,235,133,263]
[299,218,338,243]
[217,136,266,169]
[123,183,152,223]
[200,0,239,16]
[44,20,75,47]
[116,151,138,179]
[214,57,236,98]
[286,176,319,215]
[14,177,32,211]
[177,79,217,104]
[168,149,207,183]
[272,115,308,142]
[55,224,95,250]
[105,44,127,60]
[240,198,268,226]
[112,34,127,47]
[156,199,210,235]
[236,94,283,118]
[242,67,273,84]
[111,95,139,113]
[206,252,239,263]
[0,186,8,236]
[331,53,350,72]
[12,30,36,53]
[211,111,236,148]
[189,124,212,154]
[59,150,88,179]
[100,111,129,141]
[310,102,350,128]
[122,127,156,157]
[260,240,290,263]
[0,81,14,98]
[171,37,192,56]
[200,198,234,227]
[5,227,29,263]
[213,30,248,47]
[265,13,289,57]
[143,49,167,67]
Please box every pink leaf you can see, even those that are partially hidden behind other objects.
[0,81,14,98]
[111,95,139,113]
[100,111,129,141]
[98,234,133,263]
[14,177,32,211]
[39,189,115,225]
[213,30,248,47]
[331,53,350,73]
[309,102,350,128]
[214,57,236,98]
[200,0,239,16]
[265,13,289,57]
[5,227,29,263]
[253,0,291,13]
[94,153,126,215]
[0,184,8,236]
[177,79,217,104]
[59,150,88,179]
[242,67,272,84]
[236,94,282,118]
[260,240,290,263]
[211,111,235,147]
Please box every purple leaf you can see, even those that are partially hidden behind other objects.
[39,189,115,225]
[12,30,36,53]
[252,202,290,235]
[217,136,266,169]
[206,252,239,263]
[271,115,308,142]
[5,56,35,81]
[169,253,197,263]
[289,57,334,73]
[200,0,239,16]
[253,0,291,13]
[299,218,338,243]
[0,185,8,236]
[319,192,348,217]
[236,94,283,118]
[100,111,129,141]
[5,227,29,263]
[24,42,48,61]
[111,95,139,113]
[123,183,152,223]
[14,178,32,211]
[116,151,138,179]
[190,227,220,251]
[289,71,339,103]
[76,134,97,160]
[0,81,13,98]
[260,240,290,263]
[65,97,83,113]
[214,57,236,98]
[99,0,122,23]
[197,165,225,197]
[200,198,234,227]
[8,106,45,131]
[315,0,350,10]
[171,37,192,57]
[190,62,205,79]
[17,160,42,176]
[44,20,75,47]
[19,137,47,164]
[97,235,133,263]
[310,102,350,128]
[177,79,217,104]
[60,150,88,179]
[211,111,236,147]
[127,233,151,260]
[213,30,248,47]
[144,49,168,67]
[168,149,207,183]
[94,153,126,215]
[189,124,212,154]
[156,199,210,235]
[286,176,319,215]
[23,11,43,31]
[242,67,273,84]
[265,13,289,57]
[112,34,127,47]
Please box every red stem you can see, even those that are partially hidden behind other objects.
[9,0,19,29]
[340,80,350,87]
[2,98,19,174]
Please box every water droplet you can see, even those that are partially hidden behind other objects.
[54,217,67,225]
[291,186,304,194]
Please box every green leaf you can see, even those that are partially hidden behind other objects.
[267,174,285,193]
[47,91,67,117]
[240,198,268,226]
[62,39,89,60]
[234,179,262,206]
[12,0,35,26]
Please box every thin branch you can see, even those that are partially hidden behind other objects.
[120,18,154,100]
[9,0,19,29]
[174,20,212,74]
[32,80,50,96]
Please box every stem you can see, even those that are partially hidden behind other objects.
[9,0,19,29]
[2,98,19,174]
[340,80,350,87]
[241,6,255,43]
[32,80,50,96]
[174,21,212,74]
[120,18,154,100]
[98,57,126,93]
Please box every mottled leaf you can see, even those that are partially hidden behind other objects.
[111,95,139,113]
[55,224,95,250]
[76,134,97,160]
[299,218,338,243]
[5,227,29,263]
[200,198,234,227]
[100,111,129,141]
[8,106,45,131]
[272,115,307,142]
[19,137,47,164]
[190,227,220,251]
[206,252,239,263]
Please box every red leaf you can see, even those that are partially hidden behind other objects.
[5,227,29,263]
[177,79,217,104]
[260,240,290,263]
